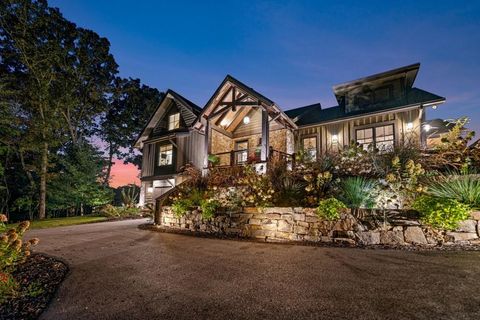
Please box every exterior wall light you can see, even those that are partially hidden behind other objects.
[147,187,154,193]
[243,116,250,124]
[424,124,431,132]
[406,122,414,131]
[432,105,437,110]
[332,134,338,143]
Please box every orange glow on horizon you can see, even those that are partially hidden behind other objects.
[109,158,140,188]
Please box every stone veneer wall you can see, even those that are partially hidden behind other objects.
[158,207,480,246]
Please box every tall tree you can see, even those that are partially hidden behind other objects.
[0,0,118,218]
[101,78,162,185]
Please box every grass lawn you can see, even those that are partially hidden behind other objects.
[8,216,108,229]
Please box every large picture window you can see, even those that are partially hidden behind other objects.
[356,124,394,151]
[168,113,180,130]
[302,136,317,161]
[158,144,173,166]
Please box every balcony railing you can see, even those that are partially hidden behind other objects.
[209,147,295,168]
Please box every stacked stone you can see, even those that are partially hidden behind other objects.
[159,207,480,247]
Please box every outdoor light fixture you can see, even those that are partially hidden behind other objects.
[220,119,228,127]
[406,122,414,131]
[147,187,154,193]
[424,124,431,132]
[243,116,250,124]
[332,134,338,142]
[432,105,437,110]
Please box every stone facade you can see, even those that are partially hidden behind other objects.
[157,208,480,247]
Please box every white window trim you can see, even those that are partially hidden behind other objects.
[158,144,173,166]
[168,113,180,131]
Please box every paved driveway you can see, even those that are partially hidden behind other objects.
[28,219,480,320]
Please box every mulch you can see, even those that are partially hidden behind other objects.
[0,254,69,320]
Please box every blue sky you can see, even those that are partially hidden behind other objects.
[50,0,480,135]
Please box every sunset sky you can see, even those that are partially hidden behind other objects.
[50,0,480,187]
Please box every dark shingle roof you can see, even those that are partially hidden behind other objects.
[286,87,445,127]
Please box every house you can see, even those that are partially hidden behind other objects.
[135,63,445,206]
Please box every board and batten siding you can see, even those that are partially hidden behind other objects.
[141,143,156,178]
[175,131,205,170]
[297,108,422,155]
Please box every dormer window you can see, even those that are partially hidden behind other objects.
[168,113,180,130]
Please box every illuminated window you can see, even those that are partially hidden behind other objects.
[375,125,394,151]
[158,144,173,166]
[302,137,317,161]
[168,113,180,130]
[356,124,394,151]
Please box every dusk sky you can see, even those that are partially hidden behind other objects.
[49,0,480,187]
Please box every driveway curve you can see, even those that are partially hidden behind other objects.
[28,219,480,320]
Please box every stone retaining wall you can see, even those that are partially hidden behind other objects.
[158,207,480,246]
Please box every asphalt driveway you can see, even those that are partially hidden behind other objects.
[28,219,480,320]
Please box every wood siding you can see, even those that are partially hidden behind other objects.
[297,108,422,156]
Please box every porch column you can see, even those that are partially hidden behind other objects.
[203,119,210,169]
[260,109,269,161]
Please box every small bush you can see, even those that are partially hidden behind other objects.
[171,199,192,218]
[0,214,39,301]
[200,199,220,219]
[412,195,470,230]
[316,198,346,220]
[99,204,142,218]
[427,173,480,209]
[338,177,378,209]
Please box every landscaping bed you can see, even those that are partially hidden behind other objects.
[0,253,69,320]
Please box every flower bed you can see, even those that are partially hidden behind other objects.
[152,207,480,247]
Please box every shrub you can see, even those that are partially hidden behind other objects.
[0,215,39,301]
[99,204,142,218]
[412,195,470,230]
[316,198,346,220]
[120,186,139,208]
[427,173,480,209]
[338,177,378,211]
[171,199,192,218]
[200,199,220,219]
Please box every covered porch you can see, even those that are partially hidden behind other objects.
[197,76,297,169]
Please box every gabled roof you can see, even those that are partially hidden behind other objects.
[134,89,202,148]
[195,74,296,130]
[286,87,445,127]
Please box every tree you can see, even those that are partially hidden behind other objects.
[48,142,113,216]
[0,0,118,218]
[101,78,162,184]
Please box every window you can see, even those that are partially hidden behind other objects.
[375,125,394,151]
[158,144,173,166]
[168,113,180,130]
[235,140,248,164]
[374,86,392,103]
[302,137,317,161]
[356,128,374,150]
[356,124,394,151]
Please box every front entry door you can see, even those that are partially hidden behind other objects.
[235,140,248,164]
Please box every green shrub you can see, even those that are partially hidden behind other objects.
[412,195,470,230]
[200,199,220,219]
[171,199,192,218]
[338,177,378,210]
[427,173,480,209]
[316,198,346,220]
[99,204,142,217]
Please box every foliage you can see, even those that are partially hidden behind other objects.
[338,177,378,210]
[171,199,193,218]
[316,198,346,221]
[121,185,139,208]
[426,172,480,209]
[412,195,470,230]
[208,154,220,167]
[0,214,39,300]
[48,143,114,214]
[239,166,274,207]
[303,169,334,206]
[381,157,425,209]
[267,160,305,206]
[200,199,220,219]
[424,117,477,171]
[99,204,141,218]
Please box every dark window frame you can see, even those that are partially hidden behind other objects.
[355,123,395,151]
